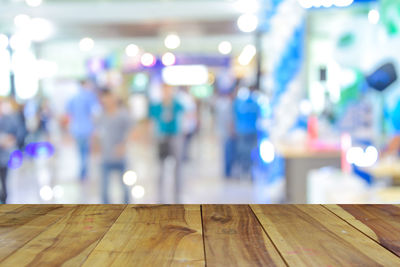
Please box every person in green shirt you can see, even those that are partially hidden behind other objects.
[149,84,184,203]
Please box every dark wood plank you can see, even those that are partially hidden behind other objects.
[251,204,400,266]
[0,205,76,261]
[83,205,204,267]
[202,204,286,267]
[0,204,125,266]
[325,204,400,257]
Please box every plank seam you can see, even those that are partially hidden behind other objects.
[248,205,289,267]
[0,205,77,264]
[320,204,400,259]
[200,205,207,267]
[79,204,128,267]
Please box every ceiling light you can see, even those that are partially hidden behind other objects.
[237,13,259,33]
[123,171,138,186]
[164,34,181,50]
[125,44,139,57]
[26,0,42,7]
[162,52,176,66]
[79,37,94,52]
[218,41,232,55]
[162,65,209,86]
[29,18,54,42]
[10,33,31,50]
[14,14,31,28]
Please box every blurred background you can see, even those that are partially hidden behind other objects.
[0,0,400,204]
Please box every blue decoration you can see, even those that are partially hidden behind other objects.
[8,150,23,169]
[25,142,55,159]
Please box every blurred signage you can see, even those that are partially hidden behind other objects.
[175,55,230,67]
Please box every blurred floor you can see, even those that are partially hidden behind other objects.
[7,122,259,204]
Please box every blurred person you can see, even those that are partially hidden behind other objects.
[233,85,261,180]
[177,86,198,161]
[9,99,27,150]
[37,99,52,140]
[66,79,99,181]
[214,88,236,179]
[96,90,133,204]
[149,84,184,203]
[0,98,18,204]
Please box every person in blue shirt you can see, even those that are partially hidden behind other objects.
[149,84,184,203]
[233,86,261,180]
[66,79,99,181]
[0,98,18,204]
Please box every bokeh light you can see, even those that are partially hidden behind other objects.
[53,185,64,199]
[238,44,256,66]
[9,33,31,50]
[26,0,42,7]
[237,13,259,33]
[40,186,53,201]
[131,185,145,199]
[29,18,54,42]
[164,34,181,49]
[260,139,275,163]
[79,37,94,52]
[125,44,139,57]
[218,41,232,55]
[141,52,156,67]
[368,9,380,25]
[14,14,31,28]
[162,52,176,66]
[123,171,138,186]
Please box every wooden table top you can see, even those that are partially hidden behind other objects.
[1,204,400,266]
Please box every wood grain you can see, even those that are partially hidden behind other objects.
[0,205,76,261]
[82,205,204,267]
[0,205,125,267]
[251,204,400,266]
[325,204,400,257]
[202,205,286,267]
[1,204,400,266]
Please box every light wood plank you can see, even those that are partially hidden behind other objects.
[0,205,76,261]
[202,205,286,267]
[325,204,400,257]
[83,205,204,267]
[0,204,125,267]
[0,204,24,213]
[251,204,400,266]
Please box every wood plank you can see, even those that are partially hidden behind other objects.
[0,204,24,213]
[325,204,400,257]
[202,204,286,267]
[251,204,400,266]
[82,205,204,267]
[0,205,76,261]
[0,204,125,267]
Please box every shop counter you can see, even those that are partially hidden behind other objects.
[366,159,400,184]
[277,144,341,203]
[0,204,399,266]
